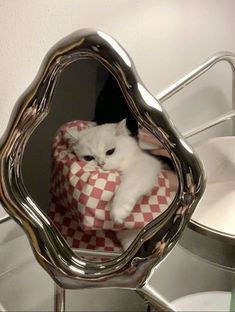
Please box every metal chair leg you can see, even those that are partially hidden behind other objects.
[54,283,65,312]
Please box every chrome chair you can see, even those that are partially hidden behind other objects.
[0,29,208,311]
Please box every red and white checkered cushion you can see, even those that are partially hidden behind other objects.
[49,120,173,251]
[49,199,122,253]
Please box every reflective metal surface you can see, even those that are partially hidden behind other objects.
[156,51,235,272]
[0,215,11,224]
[156,51,235,104]
[0,29,205,309]
[54,284,65,312]
[156,51,235,245]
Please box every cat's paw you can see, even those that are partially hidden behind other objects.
[111,205,132,224]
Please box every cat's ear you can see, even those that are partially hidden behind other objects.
[66,128,80,145]
[115,119,130,136]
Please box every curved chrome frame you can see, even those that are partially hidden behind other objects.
[0,29,205,310]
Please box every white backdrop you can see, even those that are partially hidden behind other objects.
[1,0,235,139]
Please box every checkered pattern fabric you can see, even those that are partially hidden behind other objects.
[48,120,173,251]
[49,199,122,252]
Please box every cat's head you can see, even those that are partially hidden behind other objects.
[67,119,139,170]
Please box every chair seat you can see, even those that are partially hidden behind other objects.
[192,136,235,236]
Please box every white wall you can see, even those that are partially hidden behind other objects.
[1,0,235,139]
[1,0,235,304]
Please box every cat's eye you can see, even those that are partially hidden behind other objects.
[106,148,115,156]
[83,155,95,161]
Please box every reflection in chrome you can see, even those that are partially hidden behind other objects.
[179,138,194,154]
[138,83,163,112]
[0,30,206,311]
[97,31,131,68]
[54,284,65,312]
[0,215,11,224]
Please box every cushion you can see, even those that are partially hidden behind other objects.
[49,120,174,251]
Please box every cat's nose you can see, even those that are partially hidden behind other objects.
[98,159,105,167]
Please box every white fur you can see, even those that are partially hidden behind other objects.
[69,120,162,224]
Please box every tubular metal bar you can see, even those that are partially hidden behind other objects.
[156,52,235,104]
[183,109,235,138]
[0,215,11,224]
[54,284,65,312]
[156,52,235,139]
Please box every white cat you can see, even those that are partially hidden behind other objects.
[68,120,162,224]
